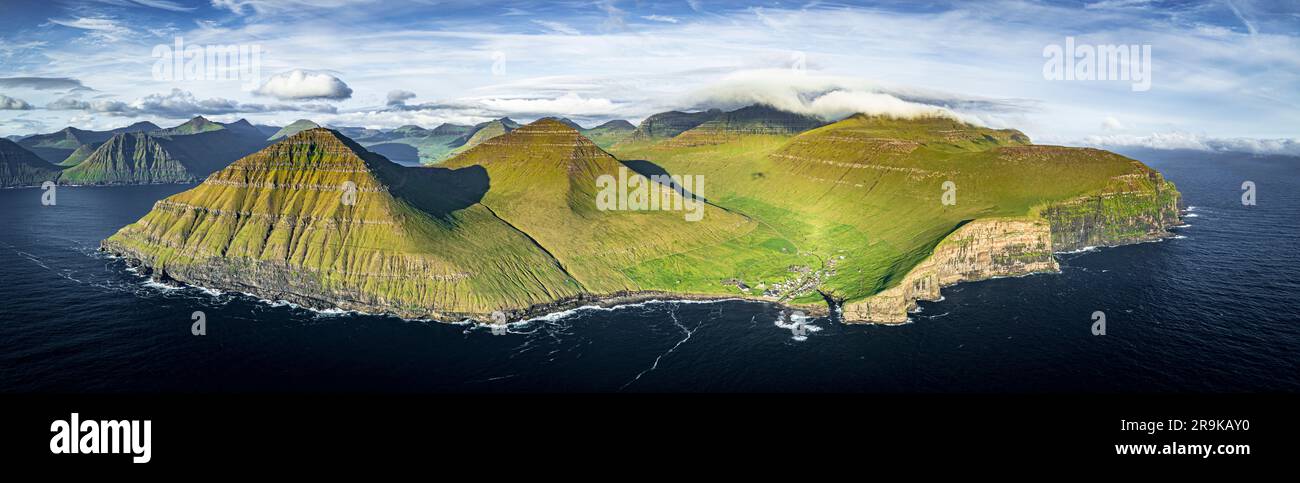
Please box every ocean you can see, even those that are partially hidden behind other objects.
[2,149,1297,392]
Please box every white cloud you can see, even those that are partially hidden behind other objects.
[46,89,337,117]
[0,95,34,110]
[46,17,133,43]
[95,0,196,12]
[641,15,679,24]
[1083,132,1300,156]
[386,89,417,106]
[532,20,580,35]
[685,70,964,122]
[474,92,620,117]
[1101,116,1125,131]
[253,70,353,101]
[210,0,376,16]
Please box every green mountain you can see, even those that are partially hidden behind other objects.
[341,121,514,165]
[58,142,101,167]
[624,109,721,142]
[610,111,1179,322]
[0,139,62,187]
[455,118,520,148]
[159,116,224,135]
[18,121,160,164]
[60,120,270,185]
[431,123,473,136]
[543,117,585,131]
[105,112,1181,323]
[434,118,521,161]
[665,104,825,146]
[267,119,321,141]
[352,123,469,165]
[103,126,583,317]
[579,119,636,149]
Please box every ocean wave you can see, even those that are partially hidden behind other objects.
[1057,245,1099,254]
[519,297,746,324]
[774,312,822,341]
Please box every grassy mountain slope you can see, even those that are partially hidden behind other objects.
[623,109,721,142]
[610,112,1179,315]
[664,105,825,147]
[104,111,1180,323]
[440,119,767,295]
[354,124,469,165]
[18,121,159,164]
[103,128,592,317]
[159,116,224,135]
[268,120,320,141]
[60,120,269,185]
[58,142,101,167]
[580,119,636,149]
[434,118,520,162]
[0,139,62,187]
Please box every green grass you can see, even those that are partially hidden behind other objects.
[105,113,1179,320]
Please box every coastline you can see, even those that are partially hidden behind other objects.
[103,213,1178,326]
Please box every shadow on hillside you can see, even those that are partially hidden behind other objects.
[620,159,709,203]
[367,142,420,164]
[384,164,490,220]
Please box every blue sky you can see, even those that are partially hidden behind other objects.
[0,0,1297,153]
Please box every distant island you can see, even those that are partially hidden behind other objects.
[92,105,1180,324]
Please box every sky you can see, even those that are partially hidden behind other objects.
[0,0,1297,153]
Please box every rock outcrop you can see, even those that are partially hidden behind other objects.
[1042,170,1181,252]
[842,218,1059,323]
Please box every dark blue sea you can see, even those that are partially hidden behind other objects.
[2,149,1297,392]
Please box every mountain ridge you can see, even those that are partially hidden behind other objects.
[102,112,1181,323]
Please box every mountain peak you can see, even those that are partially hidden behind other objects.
[273,127,380,160]
[165,116,224,135]
[267,119,322,141]
[121,121,161,132]
[591,119,635,131]
[541,117,585,131]
[431,123,472,135]
[628,108,722,140]
[524,117,583,134]
[282,127,360,146]
[0,138,62,187]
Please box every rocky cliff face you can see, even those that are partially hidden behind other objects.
[1042,170,1181,252]
[842,218,1059,323]
[0,139,62,188]
[842,176,1181,323]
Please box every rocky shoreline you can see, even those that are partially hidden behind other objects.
[104,207,1176,326]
